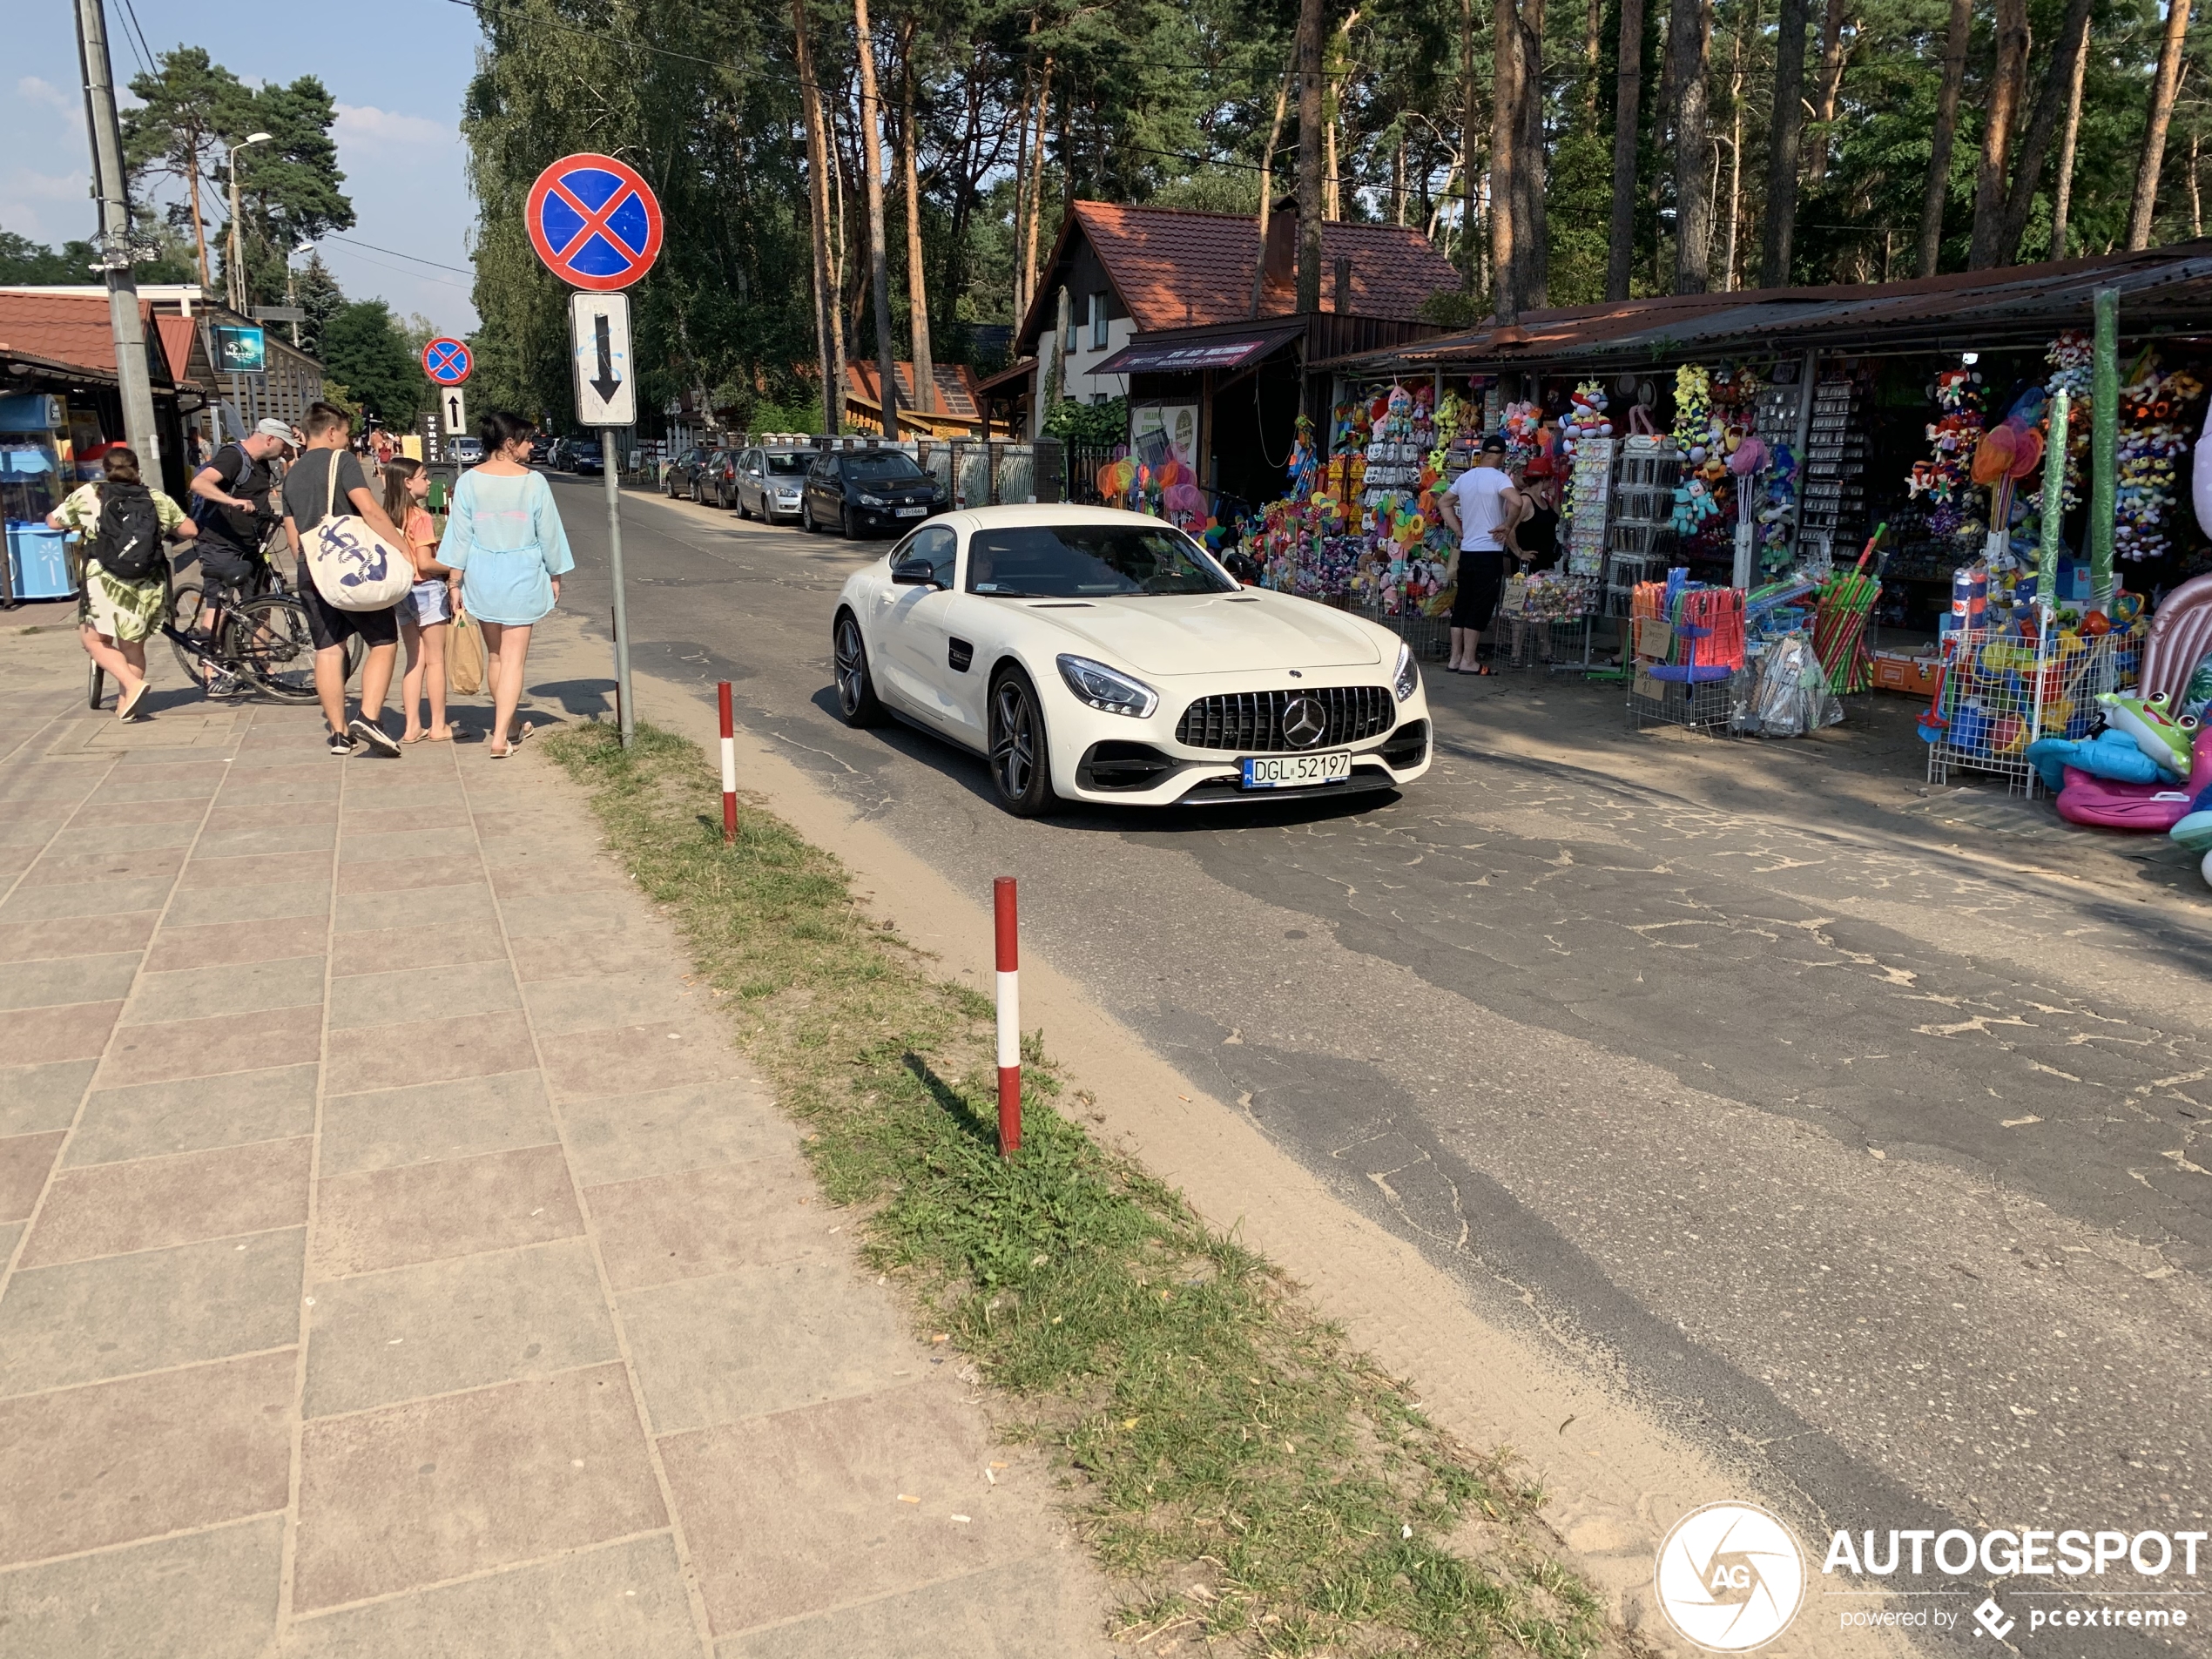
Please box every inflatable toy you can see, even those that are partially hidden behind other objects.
[2142,570,2212,702]
[2027,728,2174,793]
[2055,723,2212,830]
[2099,690,2198,778]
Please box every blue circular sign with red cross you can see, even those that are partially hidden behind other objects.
[525,152,663,292]
[421,336,472,385]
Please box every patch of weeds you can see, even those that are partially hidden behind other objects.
[546,719,1615,1657]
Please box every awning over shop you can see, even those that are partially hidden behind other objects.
[1094,322,1305,376]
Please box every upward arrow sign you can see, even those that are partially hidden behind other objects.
[445,392,462,427]
[591,314,622,403]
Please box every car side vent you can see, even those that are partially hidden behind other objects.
[947,638,974,673]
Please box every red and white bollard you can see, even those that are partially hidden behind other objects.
[717,681,738,844]
[994,876,1021,1156]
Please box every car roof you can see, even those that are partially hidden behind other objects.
[930,504,1193,536]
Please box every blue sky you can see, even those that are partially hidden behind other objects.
[6,0,482,331]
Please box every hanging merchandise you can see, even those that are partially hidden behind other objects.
[1811,529,1885,695]
[1501,400,1541,469]
[1797,374,1865,574]
[1673,365,1713,459]
[1565,388,1617,578]
[2112,354,2205,563]
[1909,368,1985,540]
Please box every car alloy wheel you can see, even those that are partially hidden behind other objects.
[988,670,1057,816]
[833,612,884,726]
[802,501,817,533]
[840,504,860,540]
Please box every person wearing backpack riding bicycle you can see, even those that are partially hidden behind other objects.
[47,446,196,721]
[283,401,410,757]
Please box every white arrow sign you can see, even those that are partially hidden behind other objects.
[439,386,468,446]
[570,291,636,428]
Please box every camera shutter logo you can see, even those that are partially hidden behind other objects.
[1654,1502,1806,1651]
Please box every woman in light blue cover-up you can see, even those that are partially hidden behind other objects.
[438,410,575,758]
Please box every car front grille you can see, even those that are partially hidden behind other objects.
[1174,686,1394,752]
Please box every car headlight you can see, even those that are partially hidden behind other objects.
[1056,654,1158,718]
[859,493,887,507]
[1393,641,1420,703]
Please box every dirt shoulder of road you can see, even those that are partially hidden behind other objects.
[524,600,1916,1659]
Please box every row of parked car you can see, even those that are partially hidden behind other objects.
[542,435,605,475]
[664,442,948,538]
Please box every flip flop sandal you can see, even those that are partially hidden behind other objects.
[116,681,150,719]
[401,732,430,745]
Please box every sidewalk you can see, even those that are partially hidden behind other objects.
[0,626,1109,1657]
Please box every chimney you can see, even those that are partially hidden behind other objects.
[1263,197,1298,293]
[1332,256,1351,314]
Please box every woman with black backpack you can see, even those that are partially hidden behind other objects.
[46,446,195,720]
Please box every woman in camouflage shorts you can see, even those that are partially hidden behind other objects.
[46,447,196,720]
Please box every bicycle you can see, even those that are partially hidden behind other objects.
[84,520,362,710]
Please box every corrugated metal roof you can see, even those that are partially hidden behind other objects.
[1326,242,2212,374]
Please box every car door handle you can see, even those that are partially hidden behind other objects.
[948,638,974,673]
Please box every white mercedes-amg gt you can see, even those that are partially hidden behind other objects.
[830,504,1432,815]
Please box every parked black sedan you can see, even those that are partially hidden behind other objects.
[696,448,742,509]
[799,448,945,538]
[570,438,604,475]
[664,446,711,499]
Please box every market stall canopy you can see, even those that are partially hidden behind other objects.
[1324,242,2212,376]
[1093,321,1306,377]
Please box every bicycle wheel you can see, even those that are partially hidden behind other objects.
[166,577,209,684]
[228,594,325,701]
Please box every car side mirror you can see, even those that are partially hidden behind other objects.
[891,558,941,588]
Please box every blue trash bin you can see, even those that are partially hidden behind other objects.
[5,523,75,600]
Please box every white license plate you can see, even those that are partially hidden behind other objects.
[1241,751,1352,789]
[894,505,927,517]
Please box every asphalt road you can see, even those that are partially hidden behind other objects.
[545,473,2212,1637]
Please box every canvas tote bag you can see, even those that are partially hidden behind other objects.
[304,454,414,611]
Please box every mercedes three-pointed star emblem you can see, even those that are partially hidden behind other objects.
[1282,694,1326,748]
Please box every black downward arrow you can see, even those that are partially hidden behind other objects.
[591,313,622,403]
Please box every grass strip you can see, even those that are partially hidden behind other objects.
[547,719,1615,1657]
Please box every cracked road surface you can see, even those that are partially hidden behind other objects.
[550,478,2212,1642]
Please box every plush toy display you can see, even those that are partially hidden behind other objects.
[2113,355,2205,563]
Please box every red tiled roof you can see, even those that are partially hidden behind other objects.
[156,315,197,381]
[846,360,981,419]
[0,292,176,384]
[1029,202,1461,343]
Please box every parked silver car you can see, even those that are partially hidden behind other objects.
[732,446,812,523]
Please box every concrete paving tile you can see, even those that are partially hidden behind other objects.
[660,1382,1023,1634]
[0,1130,67,1223]
[327,958,518,1030]
[19,846,186,887]
[498,891,650,939]
[312,1143,579,1279]
[21,1136,313,1267]
[0,1227,304,1396]
[522,973,697,1036]
[623,1259,916,1436]
[322,1008,536,1095]
[281,1532,691,1659]
[586,1156,831,1291]
[164,880,331,928]
[341,804,471,835]
[0,950,141,1011]
[336,826,455,862]
[539,1022,739,1101]
[0,1059,95,1136]
[0,877,173,921]
[143,914,328,972]
[320,1071,556,1177]
[562,1079,794,1187]
[338,783,467,815]
[220,779,342,807]
[122,954,325,1026]
[0,811,70,847]
[712,1556,1109,1659]
[84,772,219,803]
[0,1220,18,1260]
[506,930,680,983]
[304,1238,618,1418]
[0,1352,294,1567]
[96,1003,321,1089]
[0,999,123,1067]
[63,794,206,826]
[489,859,631,898]
[328,920,507,976]
[0,911,158,964]
[293,1363,665,1612]
[334,883,496,934]
[471,810,595,840]
[0,844,36,879]
[0,1514,284,1659]
[336,853,488,895]
[68,1064,320,1167]
[202,802,336,836]
[178,848,334,888]
[194,819,338,856]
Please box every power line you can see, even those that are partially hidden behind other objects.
[112,0,152,78]
[323,233,475,276]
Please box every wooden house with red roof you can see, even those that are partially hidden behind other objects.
[999,199,1461,509]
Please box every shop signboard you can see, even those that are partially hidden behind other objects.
[1130,403,1197,473]
[212,326,266,375]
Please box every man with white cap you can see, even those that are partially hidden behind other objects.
[188,419,297,659]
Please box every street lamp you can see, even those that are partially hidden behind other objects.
[225,132,273,313]
[286,239,314,346]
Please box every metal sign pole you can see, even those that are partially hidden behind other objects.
[603,426,634,747]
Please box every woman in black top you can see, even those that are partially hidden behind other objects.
[1513,456,1562,572]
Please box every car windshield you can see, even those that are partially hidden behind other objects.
[765,453,808,475]
[967,523,1234,597]
[842,454,927,482]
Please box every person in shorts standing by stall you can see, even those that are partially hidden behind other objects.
[282,401,408,758]
[48,446,196,719]
[1436,434,1523,675]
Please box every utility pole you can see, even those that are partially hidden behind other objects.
[71,0,160,470]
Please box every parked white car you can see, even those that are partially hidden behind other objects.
[830,505,1432,814]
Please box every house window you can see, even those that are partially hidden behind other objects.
[1062,295,1078,353]
[1090,292,1109,350]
